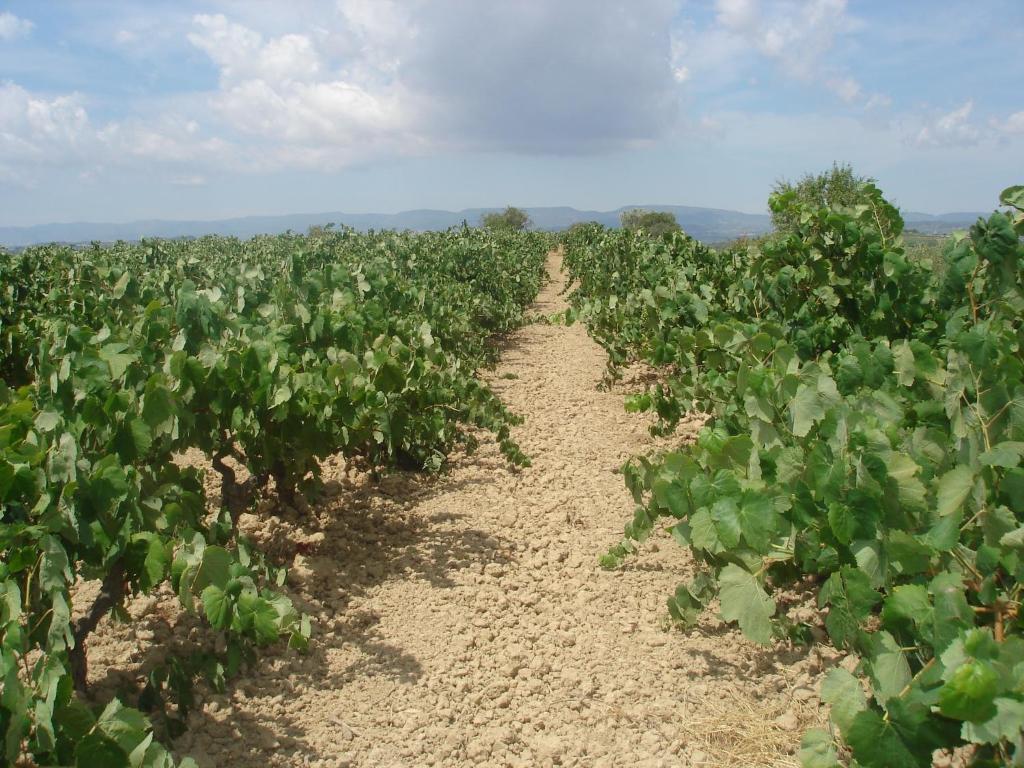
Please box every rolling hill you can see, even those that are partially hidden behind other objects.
[0,205,989,248]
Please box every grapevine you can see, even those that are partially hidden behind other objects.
[0,226,549,766]
[565,184,1024,766]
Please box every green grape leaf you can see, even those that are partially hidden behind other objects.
[115,419,153,461]
[667,575,715,627]
[53,700,96,742]
[236,593,280,644]
[99,344,138,380]
[923,511,961,551]
[710,497,742,549]
[1000,185,1024,209]
[790,383,825,437]
[845,710,919,768]
[34,411,60,432]
[738,493,777,552]
[962,697,1024,744]
[883,452,926,512]
[999,525,1024,550]
[271,385,292,408]
[820,668,867,733]
[96,699,150,755]
[938,660,999,722]
[827,503,856,545]
[853,540,886,588]
[189,546,232,593]
[129,534,170,592]
[929,573,973,654]
[979,441,1024,468]
[690,509,723,553]
[40,536,71,593]
[47,591,72,652]
[820,567,880,649]
[885,531,933,575]
[651,477,688,517]
[141,382,176,435]
[718,564,776,645]
[934,465,974,517]
[201,585,233,630]
[882,584,931,627]
[798,728,841,768]
[865,632,911,704]
[893,342,916,386]
[76,731,131,768]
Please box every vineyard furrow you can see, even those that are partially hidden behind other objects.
[80,252,831,768]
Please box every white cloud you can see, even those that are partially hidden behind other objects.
[0,82,91,161]
[865,93,893,111]
[993,110,1024,136]
[170,174,207,186]
[0,11,33,41]
[8,0,1013,201]
[915,100,981,147]
[180,3,683,166]
[827,76,861,104]
[0,79,233,187]
[188,15,323,84]
[336,0,415,73]
[670,33,691,83]
[98,115,230,163]
[914,105,1024,146]
[715,0,759,31]
[714,0,853,78]
[675,0,886,109]
[0,81,93,186]
[1,1,921,187]
[214,78,403,143]
[380,1,682,153]
[185,13,410,168]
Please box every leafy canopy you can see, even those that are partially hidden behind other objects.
[771,162,873,233]
[481,206,531,231]
[564,170,1024,768]
[620,209,682,237]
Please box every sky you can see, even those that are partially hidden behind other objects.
[0,0,1022,226]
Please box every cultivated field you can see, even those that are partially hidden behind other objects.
[2,182,1023,768]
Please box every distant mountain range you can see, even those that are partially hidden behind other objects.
[0,205,991,248]
[900,211,994,235]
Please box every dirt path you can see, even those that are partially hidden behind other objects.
[93,252,830,767]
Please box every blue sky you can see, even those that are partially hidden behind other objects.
[0,0,1021,226]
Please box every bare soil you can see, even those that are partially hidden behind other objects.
[85,252,836,768]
